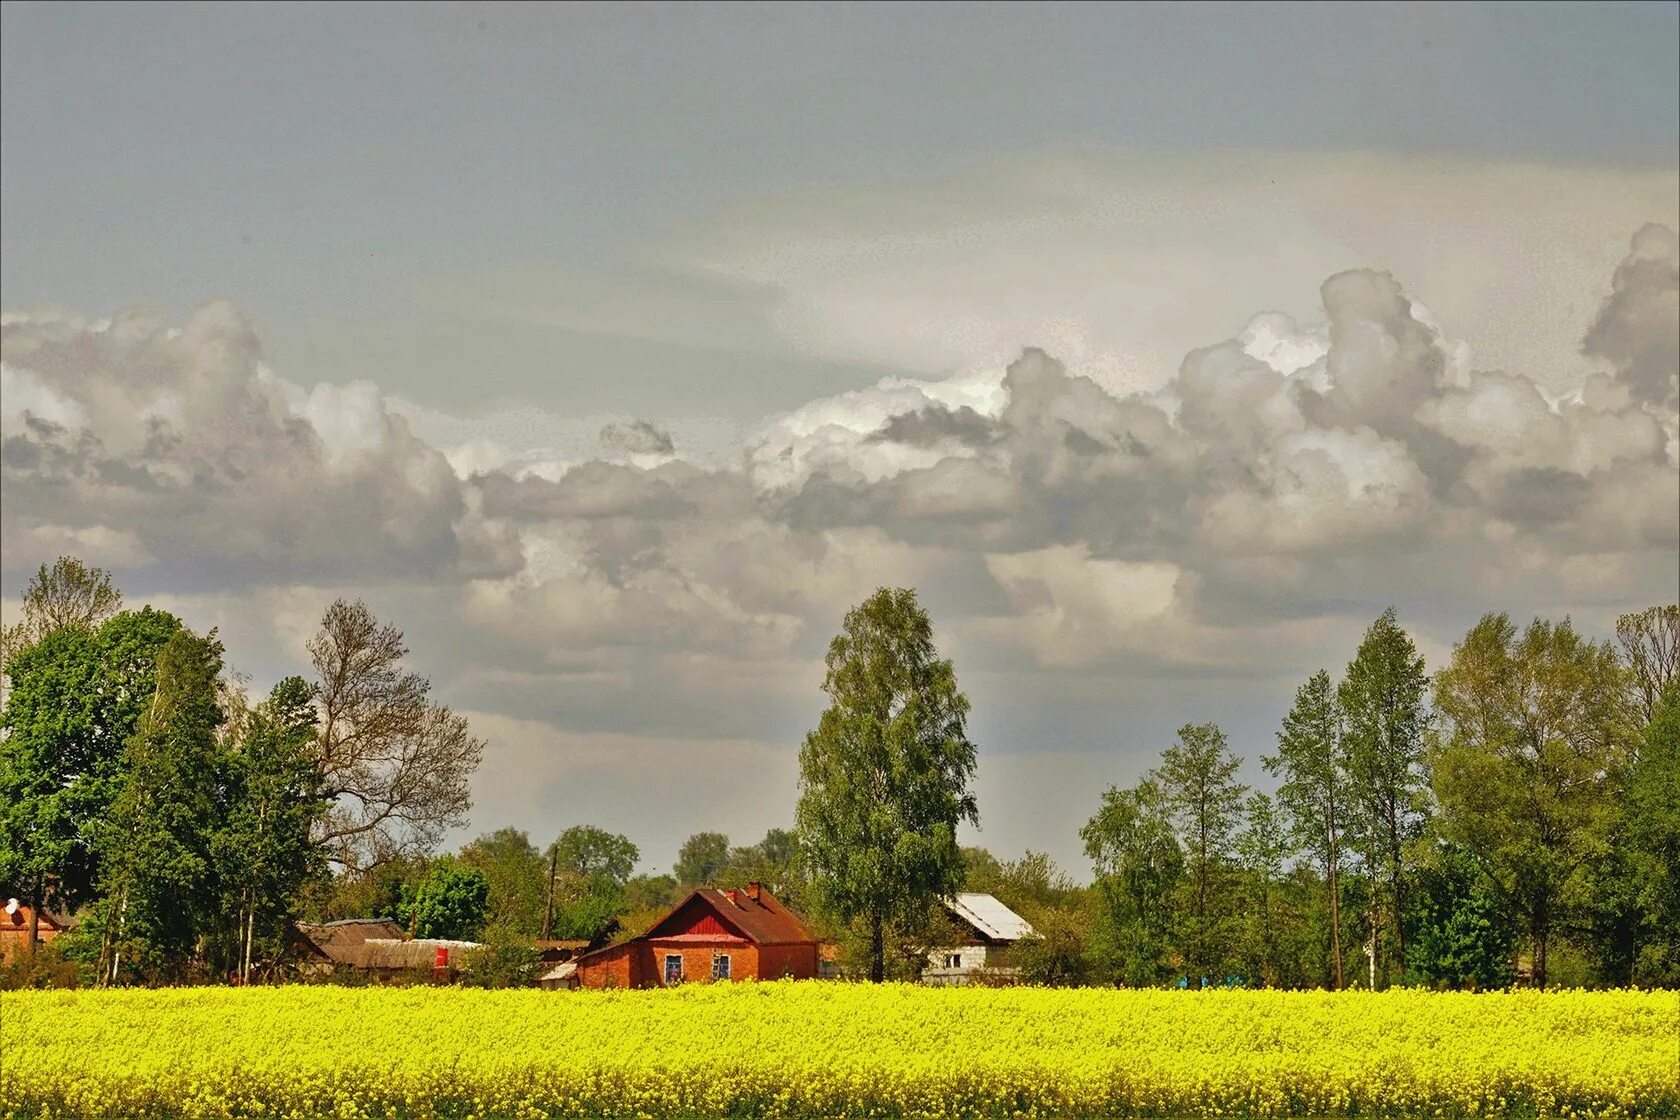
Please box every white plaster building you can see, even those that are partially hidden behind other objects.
[922,893,1035,986]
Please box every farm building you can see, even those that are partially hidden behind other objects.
[922,893,1035,985]
[567,881,817,989]
[1,898,74,962]
[293,918,478,978]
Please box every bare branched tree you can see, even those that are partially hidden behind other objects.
[308,599,484,871]
[1617,604,1680,724]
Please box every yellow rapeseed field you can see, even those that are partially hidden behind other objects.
[1,984,1675,1119]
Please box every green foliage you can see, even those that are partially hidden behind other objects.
[1,608,182,930]
[1081,779,1182,986]
[459,927,542,988]
[211,676,329,980]
[461,828,547,936]
[673,832,730,886]
[1623,680,1680,984]
[1339,608,1429,987]
[396,858,490,940]
[91,626,227,983]
[797,587,979,982]
[1235,792,1295,987]
[1267,668,1352,987]
[1431,613,1633,987]
[1407,843,1515,990]
[552,825,639,885]
[1155,723,1247,982]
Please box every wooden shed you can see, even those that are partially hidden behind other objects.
[570,882,817,989]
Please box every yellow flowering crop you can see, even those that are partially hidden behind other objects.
[2,984,1674,1118]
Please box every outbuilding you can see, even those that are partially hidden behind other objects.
[922,893,1034,985]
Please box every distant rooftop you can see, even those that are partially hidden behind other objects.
[944,893,1035,943]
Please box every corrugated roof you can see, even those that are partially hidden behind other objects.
[356,938,479,970]
[944,894,1035,942]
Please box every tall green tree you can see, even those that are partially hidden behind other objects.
[1236,792,1293,987]
[673,831,730,886]
[1406,841,1515,990]
[461,828,547,936]
[552,826,639,885]
[1,606,180,952]
[1081,780,1182,986]
[94,627,227,984]
[1154,723,1247,983]
[213,675,326,981]
[1622,680,1680,984]
[1265,669,1350,988]
[1338,608,1429,986]
[1431,614,1632,987]
[542,825,640,941]
[796,587,979,982]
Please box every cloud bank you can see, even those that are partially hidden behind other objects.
[3,226,1675,871]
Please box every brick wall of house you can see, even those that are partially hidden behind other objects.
[645,941,758,985]
[0,906,62,963]
[756,941,818,981]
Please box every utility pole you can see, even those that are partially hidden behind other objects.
[541,844,559,940]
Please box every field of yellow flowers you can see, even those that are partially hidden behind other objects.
[1,984,1675,1119]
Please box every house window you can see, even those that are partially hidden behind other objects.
[712,953,731,980]
[946,953,963,969]
[664,954,683,985]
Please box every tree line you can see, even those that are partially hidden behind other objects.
[2,559,1676,990]
[0,559,483,983]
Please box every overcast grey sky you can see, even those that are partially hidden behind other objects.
[3,2,1677,873]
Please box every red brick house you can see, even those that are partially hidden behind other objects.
[569,881,817,989]
[1,898,73,962]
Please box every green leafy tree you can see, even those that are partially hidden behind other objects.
[93,627,227,984]
[552,826,639,885]
[461,828,547,936]
[1431,614,1632,987]
[213,676,327,981]
[1080,779,1183,986]
[1155,724,1248,984]
[396,858,490,940]
[673,832,731,886]
[1265,669,1351,988]
[1,607,181,954]
[1623,681,1680,983]
[1339,608,1429,986]
[1406,842,1514,989]
[796,587,979,983]
[1235,792,1293,987]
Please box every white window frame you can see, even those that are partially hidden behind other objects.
[946,953,963,969]
[712,952,731,980]
[664,953,683,985]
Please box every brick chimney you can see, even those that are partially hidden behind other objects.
[746,881,762,902]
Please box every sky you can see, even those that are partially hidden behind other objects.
[3,1,1678,875]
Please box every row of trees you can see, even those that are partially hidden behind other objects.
[1064,606,1680,990]
[0,559,484,982]
[4,560,1675,991]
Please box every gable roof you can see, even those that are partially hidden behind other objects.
[943,893,1035,943]
[628,884,816,947]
